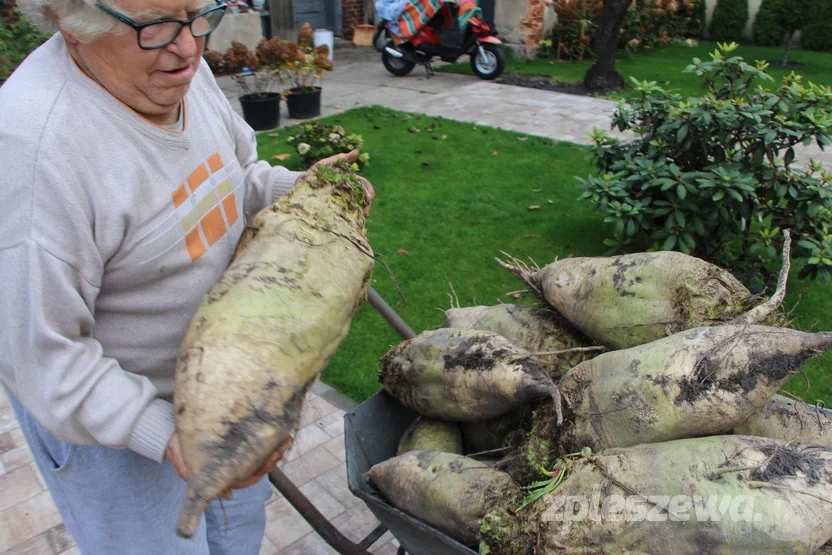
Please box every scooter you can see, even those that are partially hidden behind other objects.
[372,4,505,80]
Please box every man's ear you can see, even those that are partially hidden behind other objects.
[49,7,80,45]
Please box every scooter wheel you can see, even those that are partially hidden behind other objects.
[470,43,505,80]
[382,52,416,76]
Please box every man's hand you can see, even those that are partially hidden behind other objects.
[165,433,293,497]
[306,149,375,217]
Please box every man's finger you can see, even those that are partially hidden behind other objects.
[315,149,359,168]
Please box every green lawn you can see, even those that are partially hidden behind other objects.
[256,106,832,406]
[438,41,832,100]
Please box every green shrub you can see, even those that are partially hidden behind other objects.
[286,122,370,169]
[752,0,783,47]
[580,43,832,290]
[708,0,749,42]
[801,0,832,52]
[0,11,52,84]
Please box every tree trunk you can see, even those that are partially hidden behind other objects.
[782,31,793,66]
[584,0,634,92]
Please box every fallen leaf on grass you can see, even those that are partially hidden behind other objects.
[493,151,499,156]
[532,188,542,192]
[518,137,528,142]
[528,205,541,211]
[409,127,421,133]
[273,153,292,161]
[441,134,448,140]
[525,234,539,238]
[267,133,279,137]
[548,199,554,204]
[397,249,409,255]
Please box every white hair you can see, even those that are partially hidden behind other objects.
[16,0,217,43]
[16,0,125,42]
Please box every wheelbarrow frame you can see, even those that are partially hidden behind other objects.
[266,287,416,555]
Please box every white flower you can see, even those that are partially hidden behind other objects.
[287,136,295,143]
[328,133,341,142]
[298,142,311,155]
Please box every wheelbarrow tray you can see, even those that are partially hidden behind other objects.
[345,390,479,555]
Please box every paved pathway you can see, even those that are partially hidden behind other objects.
[218,40,830,168]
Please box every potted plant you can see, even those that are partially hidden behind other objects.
[203,40,285,131]
[280,23,334,120]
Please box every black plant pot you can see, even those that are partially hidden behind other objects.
[286,87,322,120]
[239,92,281,131]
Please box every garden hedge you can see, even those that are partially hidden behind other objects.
[708,0,749,42]
[801,0,832,51]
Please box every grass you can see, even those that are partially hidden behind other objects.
[438,41,832,100]
[256,106,832,406]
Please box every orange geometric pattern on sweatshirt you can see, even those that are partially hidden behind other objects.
[171,153,238,262]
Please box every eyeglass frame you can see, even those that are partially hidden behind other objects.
[95,0,228,50]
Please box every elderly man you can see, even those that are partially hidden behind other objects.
[0,0,373,553]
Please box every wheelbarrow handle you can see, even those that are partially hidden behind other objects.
[368,288,416,340]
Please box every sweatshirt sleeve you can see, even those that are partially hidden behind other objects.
[0,240,174,463]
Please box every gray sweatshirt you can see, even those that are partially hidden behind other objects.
[0,34,302,464]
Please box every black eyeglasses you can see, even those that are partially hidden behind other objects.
[96,1,227,50]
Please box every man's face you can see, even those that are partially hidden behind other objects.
[67,0,214,124]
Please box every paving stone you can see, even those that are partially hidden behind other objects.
[330,505,381,544]
[368,531,400,554]
[281,446,341,488]
[298,479,346,520]
[0,396,18,436]
[279,531,339,555]
[369,540,402,555]
[0,433,16,456]
[0,491,63,552]
[291,423,332,456]
[0,466,42,513]
[299,396,338,429]
[315,467,365,510]
[1,533,53,555]
[259,535,279,555]
[263,498,314,550]
[2,445,33,473]
[322,436,346,462]
[315,409,345,438]
[44,524,75,553]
